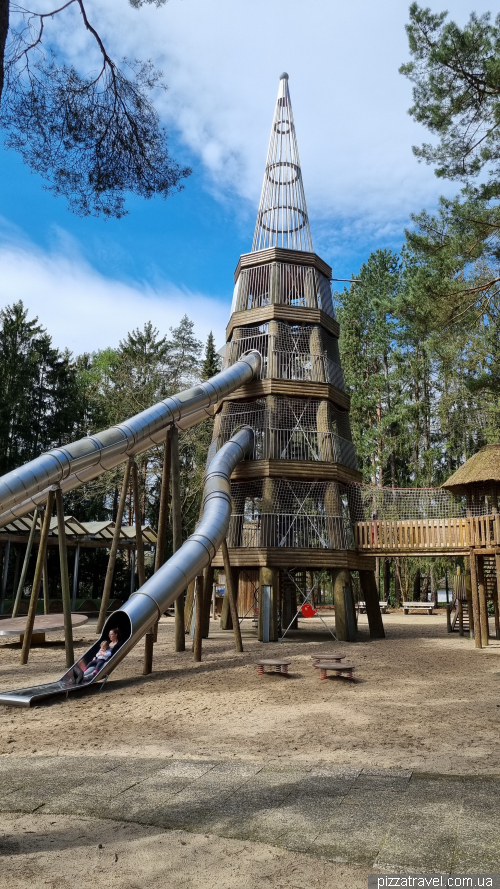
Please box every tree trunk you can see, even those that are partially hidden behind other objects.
[413,568,421,602]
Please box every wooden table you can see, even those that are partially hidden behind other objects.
[256,659,291,676]
[0,614,88,644]
[313,661,355,681]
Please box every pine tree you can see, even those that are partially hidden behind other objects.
[201,331,221,381]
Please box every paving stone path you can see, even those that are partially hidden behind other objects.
[1,755,499,873]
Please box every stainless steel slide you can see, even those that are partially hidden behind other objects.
[0,352,260,707]
[0,426,254,706]
[0,351,260,528]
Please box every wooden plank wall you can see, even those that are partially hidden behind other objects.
[354,515,500,554]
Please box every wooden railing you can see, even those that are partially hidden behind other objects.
[354,514,500,553]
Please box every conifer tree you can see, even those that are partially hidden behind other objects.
[201,331,221,381]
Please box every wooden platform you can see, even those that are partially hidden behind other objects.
[211,547,375,571]
[354,515,500,556]
[0,613,88,644]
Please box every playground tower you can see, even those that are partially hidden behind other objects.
[210,74,383,641]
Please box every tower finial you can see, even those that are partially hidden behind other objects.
[252,76,312,252]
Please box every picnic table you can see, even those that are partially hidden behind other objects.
[0,614,88,644]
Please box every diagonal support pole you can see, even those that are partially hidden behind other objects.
[97,460,131,634]
[20,490,55,665]
[12,509,38,618]
[55,487,74,667]
[221,539,243,652]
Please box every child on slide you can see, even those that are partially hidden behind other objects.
[83,640,113,679]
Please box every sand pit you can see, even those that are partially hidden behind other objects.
[1,611,499,775]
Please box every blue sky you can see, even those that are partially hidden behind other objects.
[0,0,491,355]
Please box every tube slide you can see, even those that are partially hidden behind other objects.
[0,351,261,528]
[0,427,254,707]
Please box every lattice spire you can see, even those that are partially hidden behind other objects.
[252,73,313,253]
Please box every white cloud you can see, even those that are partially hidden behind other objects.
[64,0,492,244]
[0,229,229,355]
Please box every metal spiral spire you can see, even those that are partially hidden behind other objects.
[252,73,313,253]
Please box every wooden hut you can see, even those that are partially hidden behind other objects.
[442,444,500,647]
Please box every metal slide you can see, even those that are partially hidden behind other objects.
[0,355,260,707]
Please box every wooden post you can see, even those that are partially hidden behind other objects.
[494,553,500,640]
[358,569,385,639]
[477,555,489,646]
[20,491,55,665]
[221,539,243,652]
[193,574,204,661]
[155,433,171,572]
[97,460,131,634]
[0,538,11,615]
[131,459,146,588]
[201,564,215,638]
[184,579,196,632]
[469,550,482,649]
[464,558,474,639]
[71,544,80,610]
[458,599,464,636]
[170,425,185,651]
[220,569,233,630]
[332,567,351,642]
[12,509,38,617]
[55,487,75,667]
[42,551,50,615]
[446,603,452,633]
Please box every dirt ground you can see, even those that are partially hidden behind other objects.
[1,610,499,775]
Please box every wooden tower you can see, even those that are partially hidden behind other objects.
[210,74,384,642]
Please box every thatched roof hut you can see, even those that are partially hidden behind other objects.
[442,444,500,502]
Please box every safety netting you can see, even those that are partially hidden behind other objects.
[223,322,345,391]
[207,397,357,470]
[227,479,355,550]
[345,483,491,520]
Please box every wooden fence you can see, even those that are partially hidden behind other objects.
[354,514,500,554]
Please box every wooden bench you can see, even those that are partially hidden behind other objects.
[256,659,291,676]
[314,661,355,681]
[358,601,388,614]
[402,601,434,615]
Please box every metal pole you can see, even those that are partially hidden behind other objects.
[221,539,243,652]
[12,509,38,617]
[97,460,131,634]
[55,487,74,666]
[72,544,80,610]
[170,425,185,651]
[193,574,204,661]
[0,538,11,615]
[131,459,146,588]
[21,491,55,665]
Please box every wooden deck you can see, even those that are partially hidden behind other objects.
[354,515,500,555]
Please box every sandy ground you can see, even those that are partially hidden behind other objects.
[1,610,499,775]
[0,812,374,889]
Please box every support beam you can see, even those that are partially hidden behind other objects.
[12,509,38,618]
[42,551,50,615]
[201,564,215,638]
[170,425,185,651]
[331,567,353,642]
[20,492,55,665]
[55,487,74,667]
[469,550,482,649]
[220,570,233,630]
[477,555,489,646]
[495,552,500,640]
[71,545,80,611]
[221,539,243,652]
[184,579,195,632]
[0,538,11,615]
[131,459,146,588]
[464,559,474,639]
[258,566,278,642]
[154,433,171,572]
[358,569,385,639]
[97,461,131,634]
[193,574,204,662]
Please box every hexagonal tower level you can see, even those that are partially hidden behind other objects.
[210,75,384,643]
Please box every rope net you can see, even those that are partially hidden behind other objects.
[345,483,493,520]
[208,397,357,470]
[227,479,355,550]
[223,322,344,390]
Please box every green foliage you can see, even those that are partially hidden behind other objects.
[201,331,221,381]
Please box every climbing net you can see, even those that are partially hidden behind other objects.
[345,483,489,521]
